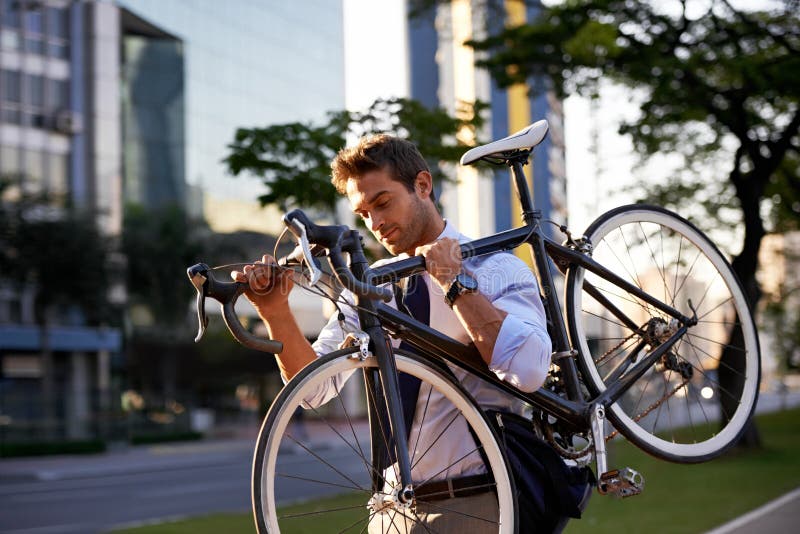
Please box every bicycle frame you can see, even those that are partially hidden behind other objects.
[350,156,695,496]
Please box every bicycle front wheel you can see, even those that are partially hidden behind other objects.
[252,347,515,533]
[565,205,760,463]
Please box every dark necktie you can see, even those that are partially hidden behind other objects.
[397,274,429,439]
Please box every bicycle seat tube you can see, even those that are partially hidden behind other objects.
[344,231,416,502]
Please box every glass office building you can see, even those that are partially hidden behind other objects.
[116,0,345,231]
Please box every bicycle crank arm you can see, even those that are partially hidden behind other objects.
[590,404,645,498]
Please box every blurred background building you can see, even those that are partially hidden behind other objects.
[0,0,344,444]
[408,0,567,240]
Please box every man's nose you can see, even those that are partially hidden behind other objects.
[368,214,383,232]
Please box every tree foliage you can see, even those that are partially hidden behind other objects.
[223,97,488,212]
[0,183,109,325]
[122,203,204,328]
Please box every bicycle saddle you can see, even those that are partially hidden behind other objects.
[460,119,549,165]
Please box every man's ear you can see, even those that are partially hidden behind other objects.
[414,171,433,199]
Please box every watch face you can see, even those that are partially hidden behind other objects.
[456,272,478,291]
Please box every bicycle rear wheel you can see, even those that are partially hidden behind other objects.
[252,347,515,533]
[565,205,760,463]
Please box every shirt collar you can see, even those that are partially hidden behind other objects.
[437,219,459,241]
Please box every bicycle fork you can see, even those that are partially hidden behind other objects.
[361,325,417,506]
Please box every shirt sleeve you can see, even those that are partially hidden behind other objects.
[466,253,552,392]
[276,289,361,407]
[311,288,360,357]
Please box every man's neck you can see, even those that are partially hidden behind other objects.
[402,216,446,256]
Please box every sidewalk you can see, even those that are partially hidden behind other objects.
[0,417,369,484]
[704,487,800,534]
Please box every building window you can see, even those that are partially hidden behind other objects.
[23,5,44,55]
[45,5,69,58]
[0,2,69,57]
[0,0,22,28]
[2,70,70,130]
[0,28,21,51]
[1,145,69,198]
[22,148,44,194]
[1,70,21,102]
[47,78,69,110]
[0,70,21,124]
[49,152,69,195]
[0,145,20,177]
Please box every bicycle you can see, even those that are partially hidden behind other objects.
[187,120,760,533]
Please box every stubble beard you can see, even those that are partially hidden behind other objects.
[384,197,435,257]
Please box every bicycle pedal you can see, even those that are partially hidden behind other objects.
[597,467,644,498]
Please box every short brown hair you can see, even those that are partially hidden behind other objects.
[331,134,434,201]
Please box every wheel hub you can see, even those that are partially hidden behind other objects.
[368,484,413,515]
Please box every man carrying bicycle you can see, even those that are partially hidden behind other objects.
[233,135,581,532]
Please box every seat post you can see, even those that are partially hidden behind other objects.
[510,157,537,225]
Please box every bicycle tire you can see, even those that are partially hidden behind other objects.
[252,346,516,533]
[565,205,760,463]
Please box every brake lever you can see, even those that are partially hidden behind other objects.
[187,263,210,342]
[284,217,323,286]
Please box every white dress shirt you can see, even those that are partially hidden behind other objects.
[305,221,552,483]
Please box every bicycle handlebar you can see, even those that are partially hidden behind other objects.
[188,209,394,354]
[187,263,284,354]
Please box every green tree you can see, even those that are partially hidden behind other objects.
[223,97,488,212]
[456,0,799,447]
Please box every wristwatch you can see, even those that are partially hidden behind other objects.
[444,272,478,308]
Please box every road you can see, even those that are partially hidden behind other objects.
[0,437,367,534]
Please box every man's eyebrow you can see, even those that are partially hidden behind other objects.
[352,190,390,213]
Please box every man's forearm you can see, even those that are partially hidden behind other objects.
[452,292,507,365]
[260,307,316,380]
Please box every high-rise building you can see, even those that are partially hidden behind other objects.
[408,0,567,240]
[115,0,345,234]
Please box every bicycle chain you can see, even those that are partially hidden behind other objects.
[593,332,637,366]
[604,376,690,442]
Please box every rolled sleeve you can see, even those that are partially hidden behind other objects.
[467,252,552,393]
[489,314,551,392]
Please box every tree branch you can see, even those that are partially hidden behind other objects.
[765,109,800,176]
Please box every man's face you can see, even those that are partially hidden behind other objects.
[346,168,437,256]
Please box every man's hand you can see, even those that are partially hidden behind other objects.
[415,238,461,290]
[231,255,294,320]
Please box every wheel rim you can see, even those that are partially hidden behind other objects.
[571,208,759,459]
[255,350,515,533]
